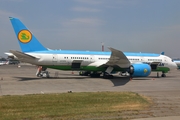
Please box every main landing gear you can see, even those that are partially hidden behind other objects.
[102,66,114,79]
[103,72,114,79]
[79,71,90,76]
[36,66,50,78]
[161,72,166,77]
[79,71,101,78]
[79,71,114,78]
[157,72,166,78]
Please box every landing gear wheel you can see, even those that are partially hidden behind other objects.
[161,73,166,77]
[79,71,89,76]
[90,73,101,78]
[40,71,50,78]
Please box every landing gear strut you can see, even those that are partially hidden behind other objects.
[36,66,50,78]
[157,72,159,78]
[103,66,114,79]
[129,66,134,80]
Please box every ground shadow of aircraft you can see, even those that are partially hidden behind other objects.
[14,75,130,86]
[14,75,162,87]
[107,76,130,86]
[14,76,90,81]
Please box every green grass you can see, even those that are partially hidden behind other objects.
[0,92,151,120]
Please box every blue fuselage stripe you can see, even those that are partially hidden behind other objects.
[28,50,160,57]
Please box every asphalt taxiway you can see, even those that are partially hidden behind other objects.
[0,65,180,119]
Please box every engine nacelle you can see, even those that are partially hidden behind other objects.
[129,63,151,77]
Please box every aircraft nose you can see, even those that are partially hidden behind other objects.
[172,62,178,69]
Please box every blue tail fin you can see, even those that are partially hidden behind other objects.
[9,17,47,52]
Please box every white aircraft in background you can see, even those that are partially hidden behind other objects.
[160,52,180,69]
[173,60,180,69]
[0,61,9,66]
[8,17,177,78]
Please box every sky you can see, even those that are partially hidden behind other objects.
[0,0,180,58]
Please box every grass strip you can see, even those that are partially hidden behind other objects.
[0,92,151,120]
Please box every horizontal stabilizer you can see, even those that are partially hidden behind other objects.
[9,50,38,61]
[4,52,14,56]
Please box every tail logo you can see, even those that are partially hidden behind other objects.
[18,30,32,43]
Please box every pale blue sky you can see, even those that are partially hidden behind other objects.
[0,0,180,58]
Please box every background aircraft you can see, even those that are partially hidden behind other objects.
[160,52,180,69]
[8,17,177,78]
[0,61,9,66]
[173,60,180,69]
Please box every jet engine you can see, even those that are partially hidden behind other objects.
[129,63,151,77]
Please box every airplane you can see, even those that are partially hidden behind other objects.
[173,60,180,69]
[0,61,9,66]
[160,52,180,69]
[0,62,5,66]
[8,17,177,79]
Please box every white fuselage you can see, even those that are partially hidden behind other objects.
[24,52,177,70]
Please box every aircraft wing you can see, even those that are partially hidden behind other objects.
[88,61,107,67]
[93,47,130,68]
[9,50,39,61]
[105,47,130,68]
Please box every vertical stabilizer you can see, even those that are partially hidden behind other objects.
[9,17,47,52]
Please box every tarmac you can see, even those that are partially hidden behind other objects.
[0,64,180,120]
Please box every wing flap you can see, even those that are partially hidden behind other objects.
[88,61,107,67]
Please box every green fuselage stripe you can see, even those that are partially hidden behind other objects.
[44,65,169,73]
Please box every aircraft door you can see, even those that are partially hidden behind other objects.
[163,56,168,66]
[164,57,167,62]
[90,55,95,63]
[52,54,58,65]
[141,57,145,62]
